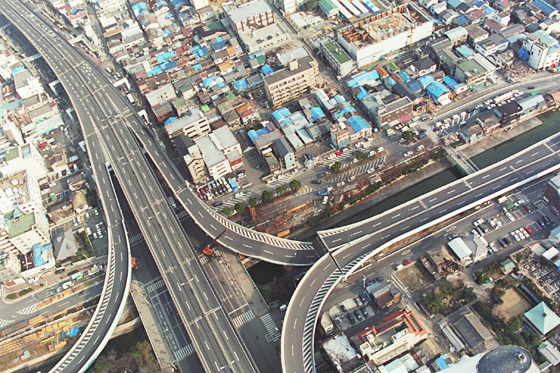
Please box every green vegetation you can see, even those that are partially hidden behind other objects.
[234,203,245,214]
[354,151,367,161]
[420,280,476,315]
[276,186,287,195]
[301,0,319,11]
[402,130,414,141]
[222,207,235,217]
[431,148,447,161]
[248,197,259,207]
[75,231,93,258]
[289,179,302,192]
[94,340,157,372]
[262,190,274,203]
[330,161,342,173]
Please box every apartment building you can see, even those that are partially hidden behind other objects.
[13,70,45,100]
[523,30,560,70]
[374,96,414,128]
[264,56,319,108]
[164,108,211,139]
[0,171,43,216]
[195,136,232,180]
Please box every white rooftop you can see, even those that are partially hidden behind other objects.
[448,237,473,260]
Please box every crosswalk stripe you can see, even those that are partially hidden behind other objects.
[173,344,195,361]
[17,304,37,315]
[0,318,12,327]
[145,279,165,293]
[232,309,255,328]
[260,313,277,334]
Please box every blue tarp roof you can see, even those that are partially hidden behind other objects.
[443,75,458,89]
[332,102,356,120]
[455,15,468,25]
[456,45,474,58]
[417,74,435,88]
[212,41,226,51]
[356,87,368,100]
[347,70,379,88]
[347,115,370,133]
[483,6,495,14]
[387,78,396,86]
[447,0,463,8]
[261,65,274,75]
[271,107,291,122]
[164,117,178,125]
[334,95,346,103]
[427,82,450,101]
[33,243,44,267]
[435,355,452,370]
[248,127,270,144]
[407,80,422,93]
[518,48,530,61]
[233,78,248,91]
[533,0,557,14]
[398,71,410,82]
[190,45,209,59]
[311,107,325,122]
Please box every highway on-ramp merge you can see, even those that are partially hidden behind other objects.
[282,134,560,373]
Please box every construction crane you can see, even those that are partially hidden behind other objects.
[202,229,229,259]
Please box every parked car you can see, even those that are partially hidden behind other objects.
[311,180,322,184]
[347,313,356,325]
[403,259,412,266]
[354,309,363,322]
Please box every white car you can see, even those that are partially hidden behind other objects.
[367,168,376,174]
[322,196,328,205]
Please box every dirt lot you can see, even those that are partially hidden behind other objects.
[494,288,533,322]
[397,263,434,293]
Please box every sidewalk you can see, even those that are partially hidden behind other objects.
[219,249,269,317]
[129,281,174,373]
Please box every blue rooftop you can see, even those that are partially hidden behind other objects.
[533,0,557,14]
[347,115,370,133]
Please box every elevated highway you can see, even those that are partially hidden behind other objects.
[282,134,560,373]
[0,1,258,371]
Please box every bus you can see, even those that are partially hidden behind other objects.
[529,90,540,96]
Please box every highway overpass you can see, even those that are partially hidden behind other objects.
[282,134,560,373]
[0,1,259,371]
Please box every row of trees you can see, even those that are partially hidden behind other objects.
[222,180,302,217]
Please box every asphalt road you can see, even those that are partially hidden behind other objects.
[282,133,560,373]
[0,1,259,371]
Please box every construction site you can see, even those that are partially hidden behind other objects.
[337,3,433,67]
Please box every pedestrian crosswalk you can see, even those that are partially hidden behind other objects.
[128,232,143,244]
[261,313,280,342]
[514,192,529,205]
[328,156,386,183]
[0,318,12,327]
[145,279,165,294]
[17,304,37,315]
[232,309,256,329]
[173,343,195,361]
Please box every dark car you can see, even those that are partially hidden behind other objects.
[503,237,511,245]
[340,304,347,313]
[212,201,223,207]
[354,309,363,322]
[374,276,383,283]
[527,85,535,89]
[311,180,322,185]
[347,313,356,325]
[361,308,369,318]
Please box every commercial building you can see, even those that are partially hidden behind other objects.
[97,0,126,16]
[320,41,355,78]
[544,174,560,214]
[278,0,299,15]
[337,4,433,67]
[223,0,274,34]
[211,126,242,158]
[374,96,414,128]
[238,23,290,54]
[355,308,427,366]
[522,30,560,70]
[474,34,509,57]
[174,135,208,184]
[273,138,296,171]
[264,56,319,108]
[454,53,496,91]
[493,101,522,124]
[443,345,539,373]
[165,108,211,139]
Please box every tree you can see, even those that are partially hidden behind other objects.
[439,280,453,297]
[136,340,156,366]
[330,161,342,172]
[506,316,523,334]
[234,203,245,214]
[262,190,274,203]
[289,179,302,192]
[276,186,287,195]
[249,197,259,207]
[402,130,415,141]
[222,207,235,217]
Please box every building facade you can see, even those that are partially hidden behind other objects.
[264,56,319,108]
[223,0,274,34]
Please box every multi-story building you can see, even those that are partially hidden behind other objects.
[174,135,208,184]
[0,144,48,180]
[454,53,496,91]
[264,56,319,108]
[223,0,274,34]
[211,126,242,158]
[97,0,126,16]
[329,121,351,148]
[474,34,509,57]
[320,41,355,78]
[13,70,44,100]
[544,174,560,214]
[0,172,43,216]
[336,4,433,68]
[375,97,413,128]
[278,0,298,15]
[273,138,296,171]
[195,136,232,180]
[523,30,560,70]
[164,108,211,139]
[191,0,209,10]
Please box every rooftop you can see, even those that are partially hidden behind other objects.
[195,136,226,167]
[323,41,351,64]
[223,0,272,24]
[525,302,560,335]
[9,212,36,238]
[263,56,316,86]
